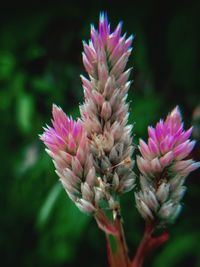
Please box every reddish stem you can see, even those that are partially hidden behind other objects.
[131,223,169,267]
[95,208,130,267]
[106,233,116,267]
[106,217,130,267]
[115,216,130,267]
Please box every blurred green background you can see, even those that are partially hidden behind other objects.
[1,0,200,266]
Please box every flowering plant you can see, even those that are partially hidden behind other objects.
[40,13,200,267]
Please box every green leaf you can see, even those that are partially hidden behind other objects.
[37,182,62,228]
[37,187,91,264]
[16,93,34,133]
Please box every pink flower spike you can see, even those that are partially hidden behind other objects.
[137,106,199,180]
[41,105,83,155]
[40,104,96,214]
[80,13,135,195]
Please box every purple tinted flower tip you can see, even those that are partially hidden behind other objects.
[40,104,85,155]
[80,13,135,195]
[40,105,96,213]
[137,106,200,178]
[99,12,109,43]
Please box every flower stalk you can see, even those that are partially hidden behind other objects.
[114,211,130,267]
[131,223,169,267]
[105,209,130,267]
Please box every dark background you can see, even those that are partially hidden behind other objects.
[1,0,200,266]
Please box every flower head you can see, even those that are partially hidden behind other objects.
[80,12,135,196]
[137,106,199,178]
[135,107,200,223]
[40,105,96,213]
[40,13,136,217]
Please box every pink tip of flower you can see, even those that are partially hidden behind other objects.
[173,140,196,160]
[99,12,110,42]
[137,106,200,178]
[40,104,84,155]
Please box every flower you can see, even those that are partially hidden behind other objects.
[135,106,200,223]
[80,12,135,195]
[40,104,96,213]
[40,13,136,215]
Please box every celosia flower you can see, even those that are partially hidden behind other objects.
[80,12,135,197]
[40,105,96,213]
[135,106,200,223]
[40,13,136,217]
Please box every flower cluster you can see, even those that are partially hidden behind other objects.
[135,107,200,223]
[40,105,96,213]
[40,13,135,215]
[40,13,199,227]
[80,12,135,196]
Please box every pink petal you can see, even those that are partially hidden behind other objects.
[139,139,152,159]
[175,127,193,145]
[148,126,157,142]
[160,151,174,167]
[155,120,164,141]
[148,138,160,156]
[160,135,174,155]
[150,158,163,173]
[173,140,196,160]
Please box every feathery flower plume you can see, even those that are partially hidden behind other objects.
[40,105,96,213]
[80,12,135,199]
[40,13,136,220]
[135,106,200,223]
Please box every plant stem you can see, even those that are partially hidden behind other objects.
[106,233,121,267]
[114,215,130,267]
[103,210,130,267]
[131,223,154,267]
[131,223,169,267]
